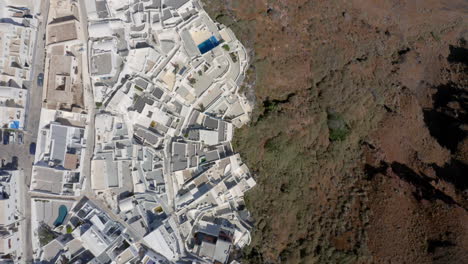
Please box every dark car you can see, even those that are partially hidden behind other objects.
[3,157,18,170]
[37,73,44,87]
[3,131,9,145]
[10,157,18,170]
[17,133,23,144]
[29,142,36,155]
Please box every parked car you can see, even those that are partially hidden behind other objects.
[3,131,9,145]
[37,73,44,87]
[17,133,23,144]
[29,142,36,155]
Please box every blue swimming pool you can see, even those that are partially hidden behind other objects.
[198,36,220,54]
[53,205,68,227]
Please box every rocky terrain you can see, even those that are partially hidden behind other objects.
[203,0,468,263]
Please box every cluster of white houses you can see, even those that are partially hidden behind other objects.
[26,0,257,263]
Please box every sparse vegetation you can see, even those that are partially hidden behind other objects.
[203,1,372,263]
[222,44,230,51]
[202,1,468,263]
[173,63,180,73]
[229,52,238,62]
[238,85,246,94]
[134,85,144,92]
[154,206,164,213]
[327,113,350,141]
[430,31,440,41]
[38,223,58,246]
[198,103,205,112]
[224,115,235,121]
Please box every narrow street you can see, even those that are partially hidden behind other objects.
[76,0,96,194]
[16,1,50,263]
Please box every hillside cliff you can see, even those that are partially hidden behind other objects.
[202,0,468,262]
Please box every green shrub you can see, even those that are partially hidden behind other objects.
[327,113,350,141]
[38,224,57,246]
[329,128,349,141]
[230,52,238,62]
[134,85,144,92]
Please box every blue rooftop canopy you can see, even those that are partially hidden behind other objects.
[9,121,20,129]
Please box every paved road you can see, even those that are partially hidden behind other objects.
[76,0,96,194]
[24,2,49,137]
[0,1,52,263]
[21,1,50,262]
[24,1,50,262]
[163,136,176,211]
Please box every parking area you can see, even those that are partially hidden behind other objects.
[1,129,25,146]
[0,128,35,187]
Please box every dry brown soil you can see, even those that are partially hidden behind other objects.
[202,0,468,263]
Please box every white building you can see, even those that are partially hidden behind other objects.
[0,170,23,261]
[0,22,35,83]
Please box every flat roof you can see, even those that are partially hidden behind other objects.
[45,54,84,109]
[188,110,200,126]
[218,121,226,142]
[173,142,186,157]
[91,53,113,76]
[91,159,106,190]
[199,85,223,109]
[152,87,164,99]
[180,29,200,57]
[50,124,68,164]
[96,0,109,18]
[135,78,149,89]
[203,116,218,130]
[165,0,189,9]
[47,21,78,45]
[205,150,219,162]
[105,153,118,188]
[135,127,161,145]
[31,166,63,194]
[199,241,215,259]
[213,239,231,263]
[64,153,79,170]
[147,0,161,9]
[172,160,187,172]
[146,169,164,184]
